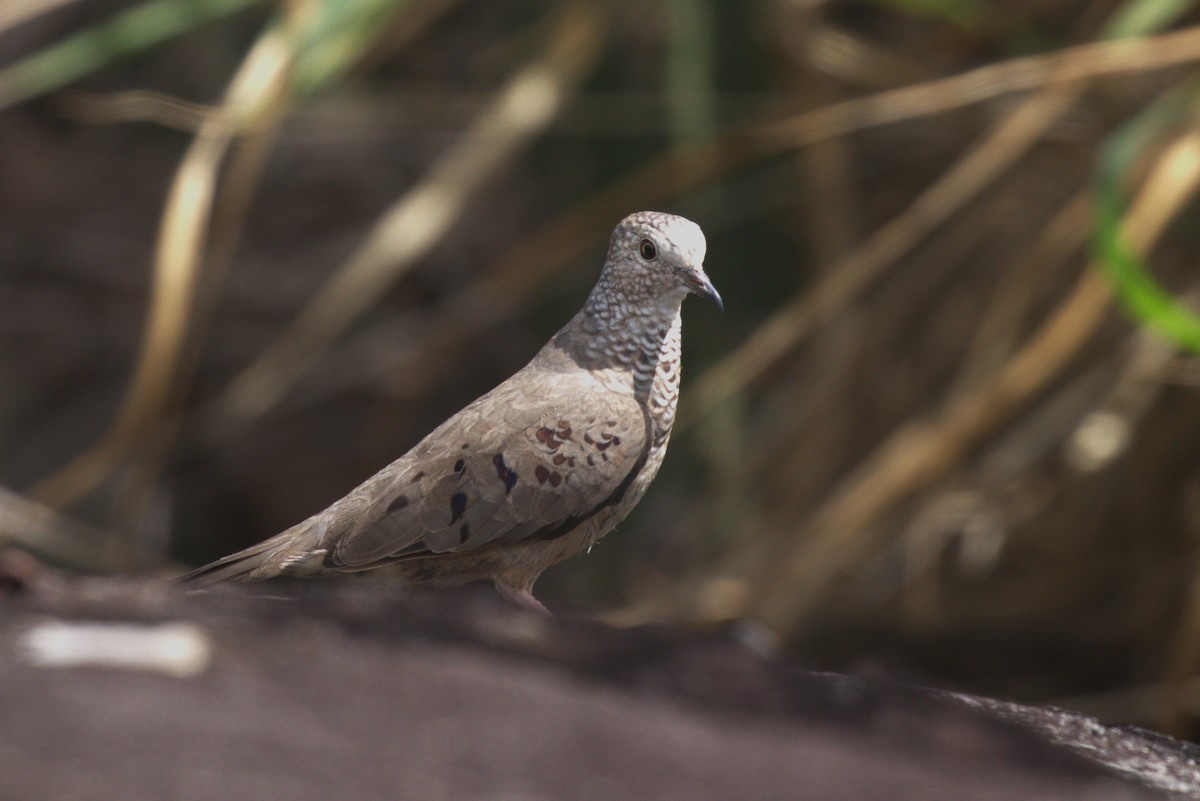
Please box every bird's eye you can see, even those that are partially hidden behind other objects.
[639,239,657,260]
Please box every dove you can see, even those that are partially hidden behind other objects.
[180,211,721,612]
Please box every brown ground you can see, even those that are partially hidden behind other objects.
[4,574,1195,800]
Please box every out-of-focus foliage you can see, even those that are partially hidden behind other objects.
[0,0,264,109]
[866,0,983,25]
[7,0,1200,740]
[1094,82,1200,353]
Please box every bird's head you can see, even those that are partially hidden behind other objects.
[604,211,722,313]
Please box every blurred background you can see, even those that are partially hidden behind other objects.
[5,0,1200,739]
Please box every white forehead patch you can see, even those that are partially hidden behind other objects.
[657,215,706,264]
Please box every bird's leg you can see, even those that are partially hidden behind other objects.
[495,581,552,616]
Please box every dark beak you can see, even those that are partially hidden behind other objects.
[681,269,723,312]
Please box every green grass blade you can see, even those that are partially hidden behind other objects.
[0,0,264,111]
[1094,82,1200,353]
[289,0,412,94]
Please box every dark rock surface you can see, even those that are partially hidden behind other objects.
[0,576,1195,801]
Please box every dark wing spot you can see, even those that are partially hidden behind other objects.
[535,465,550,484]
[535,443,652,541]
[387,495,409,513]
[492,453,518,494]
[450,492,467,524]
[586,455,594,466]
[611,436,621,446]
[552,454,566,466]
[548,472,562,488]
[459,524,470,544]
[462,443,470,449]
[410,471,425,484]
[583,433,595,445]
[454,459,465,473]
[535,428,555,444]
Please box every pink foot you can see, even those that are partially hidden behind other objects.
[495,583,552,616]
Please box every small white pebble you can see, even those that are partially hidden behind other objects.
[18,621,212,678]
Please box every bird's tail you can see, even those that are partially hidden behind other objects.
[176,524,320,588]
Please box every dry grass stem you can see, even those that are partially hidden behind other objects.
[286,26,1200,397]
[0,0,84,35]
[746,123,1200,636]
[30,27,297,505]
[57,90,220,132]
[0,486,164,573]
[678,84,1082,431]
[951,193,1093,395]
[216,1,609,424]
[760,25,1200,148]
